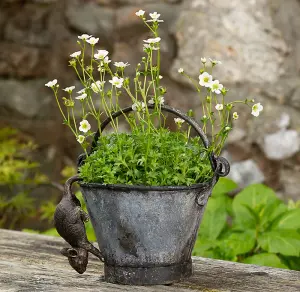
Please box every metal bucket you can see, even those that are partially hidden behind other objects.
[58,105,230,285]
[80,182,215,285]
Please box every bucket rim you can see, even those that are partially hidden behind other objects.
[79,179,212,192]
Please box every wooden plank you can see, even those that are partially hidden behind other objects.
[0,229,299,292]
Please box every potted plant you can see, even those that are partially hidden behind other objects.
[47,10,263,285]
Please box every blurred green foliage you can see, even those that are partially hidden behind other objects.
[193,178,300,270]
[0,128,48,229]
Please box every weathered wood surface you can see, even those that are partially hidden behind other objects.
[0,229,299,292]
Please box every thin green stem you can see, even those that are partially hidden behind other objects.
[53,89,66,121]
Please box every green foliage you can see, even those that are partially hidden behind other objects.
[193,178,300,270]
[79,128,212,186]
[75,191,97,242]
[0,128,48,229]
[243,253,289,269]
[0,128,38,185]
[40,202,57,223]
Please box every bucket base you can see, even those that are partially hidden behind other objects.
[104,260,192,285]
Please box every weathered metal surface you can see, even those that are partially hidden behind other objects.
[80,183,213,284]
[0,229,299,292]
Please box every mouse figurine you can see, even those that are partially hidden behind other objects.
[54,174,104,273]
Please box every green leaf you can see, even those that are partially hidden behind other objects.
[199,196,227,240]
[193,238,217,256]
[232,184,278,230]
[222,230,256,256]
[243,253,288,269]
[192,247,219,259]
[258,230,300,256]
[281,256,300,271]
[271,209,300,231]
[287,199,300,209]
[259,199,287,231]
[85,221,97,242]
[212,178,237,197]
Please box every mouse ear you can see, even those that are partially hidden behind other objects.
[60,247,70,257]
[67,248,78,258]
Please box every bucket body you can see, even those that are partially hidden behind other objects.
[80,182,213,285]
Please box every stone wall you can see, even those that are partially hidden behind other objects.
[0,0,299,200]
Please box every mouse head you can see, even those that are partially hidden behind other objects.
[61,247,88,274]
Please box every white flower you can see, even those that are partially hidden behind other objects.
[78,34,92,40]
[109,76,124,88]
[132,101,146,112]
[146,19,164,23]
[135,10,145,17]
[63,86,75,93]
[143,44,159,50]
[75,93,87,100]
[114,62,130,68]
[201,57,207,63]
[225,126,231,131]
[150,12,160,20]
[70,51,81,58]
[102,56,111,64]
[233,112,239,120]
[174,118,185,124]
[79,120,91,133]
[148,99,154,105]
[215,104,224,111]
[98,56,111,70]
[209,58,222,65]
[94,50,109,60]
[77,135,85,144]
[211,80,223,94]
[45,79,57,87]
[147,12,164,22]
[158,96,165,105]
[148,96,164,105]
[199,72,212,87]
[86,37,99,45]
[178,68,184,73]
[159,75,163,79]
[77,88,86,94]
[251,103,263,117]
[143,37,161,44]
[91,81,105,93]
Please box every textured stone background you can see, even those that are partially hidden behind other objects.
[0,0,299,201]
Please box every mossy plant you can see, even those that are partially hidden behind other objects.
[79,128,212,186]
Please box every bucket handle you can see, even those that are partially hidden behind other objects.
[79,104,230,178]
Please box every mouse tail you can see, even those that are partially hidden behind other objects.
[63,174,82,200]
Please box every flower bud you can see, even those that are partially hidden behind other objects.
[226,104,233,110]
[187,109,194,117]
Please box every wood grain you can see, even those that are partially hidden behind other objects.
[0,229,299,291]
